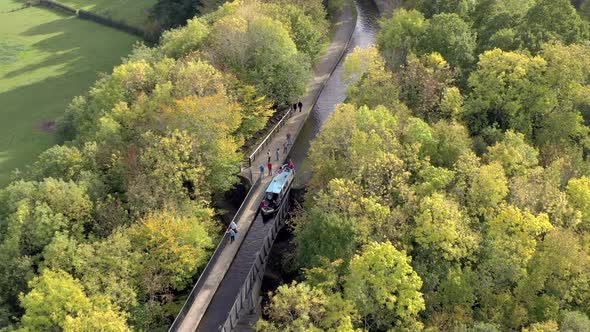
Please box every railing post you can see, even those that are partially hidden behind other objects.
[248,289,255,310]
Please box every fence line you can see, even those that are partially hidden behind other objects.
[36,0,144,37]
[38,0,76,15]
[169,177,262,332]
[78,9,144,37]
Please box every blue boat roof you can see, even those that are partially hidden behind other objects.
[266,170,292,194]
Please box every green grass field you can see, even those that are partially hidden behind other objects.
[0,1,138,186]
[59,0,158,28]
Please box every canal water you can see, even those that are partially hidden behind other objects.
[196,1,380,329]
[289,0,380,182]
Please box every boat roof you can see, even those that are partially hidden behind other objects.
[266,170,292,194]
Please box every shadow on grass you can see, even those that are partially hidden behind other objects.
[3,9,134,79]
[0,6,137,186]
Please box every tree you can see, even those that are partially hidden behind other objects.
[464,49,550,138]
[0,178,93,255]
[518,0,589,52]
[342,46,400,110]
[126,130,210,214]
[307,104,402,191]
[483,205,552,285]
[226,79,273,138]
[312,178,391,245]
[508,166,567,219]
[566,176,590,229]
[266,0,328,32]
[19,269,129,331]
[149,0,200,35]
[536,43,590,159]
[62,61,153,144]
[63,308,131,332]
[487,28,519,52]
[440,86,464,121]
[536,111,590,163]
[428,120,472,168]
[540,43,590,108]
[415,166,454,199]
[91,195,130,237]
[159,17,210,58]
[413,193,479,262]
[208,12,310,104]
[516,229,590,325]
[295,208,357,270]
[402,116,437,158]
[485,130,539,177]
[523,321,559,332]
[256,281,360,332]
[129,209,215,298]
[378,9,428,68]
[561,311,590,332]
[263,2,327,62]
[19,269,91,331]
[42,231,141,312]
[307,103,357,189]
[417,13,476,70]
[0,243,34,318]
[162,95,242,193]
[418,0,474,19]
[467,162,509,217]
[168,58,228,99]
[29,145,85,182]
[468,321,501,332]
[243,14,310,104]
[397,53,455,121]
[450,151,481,206]
[472,0,534,53]
[345,242,425,331]
[426,267,478,330]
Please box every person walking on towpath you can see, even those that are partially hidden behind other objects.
[268,162,273,176]
[259,164,265,179]
[276,148,280,161]
[267,149,271,163]
[283,140,288,154]
[298,101,303,112]
[230,221,238,234]
[286,133,292,145]
[292,103,297,113]
[228,228,236,243]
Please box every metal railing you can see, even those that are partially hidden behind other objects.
[169,177,262,332]
[219,189,292,331]
[242,109,292,171]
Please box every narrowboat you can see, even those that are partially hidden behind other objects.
[260,164,295,218]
